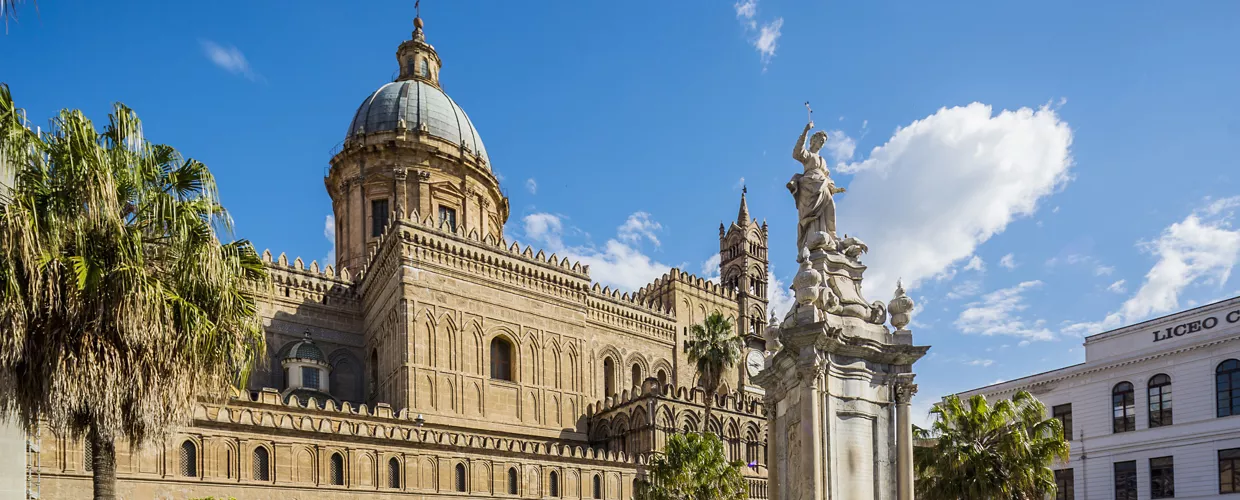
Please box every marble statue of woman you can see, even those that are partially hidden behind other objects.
[788,121,847,252]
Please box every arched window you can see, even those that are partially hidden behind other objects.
[388,457,401,488]
[631,363,642,388]
[1148,374,1173,427]
[330,453,345,485]
[507,467,519,495]
[656,369,667,389]
[455,463,467,492]
[1219,359,1240,418]
[84,441,94,472]
[593,474,603,499]
[225,447,233,479]
[179,440,198,477]
[491,337,514,381]
[549,470,560,497]
[604,358,615,396]
[1112,382,1135,433]
[252,446,270,481]
[420,59,430,77]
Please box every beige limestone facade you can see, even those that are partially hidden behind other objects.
[28,16,770,500]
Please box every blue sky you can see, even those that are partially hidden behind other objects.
[5,0,1240,422]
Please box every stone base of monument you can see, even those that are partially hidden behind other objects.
[755,313,926,500]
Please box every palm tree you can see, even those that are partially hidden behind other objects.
[0,83,267,500]
[1,0,32,32]
[635,432,748,500]
[915,390,1070,500]
[686,312,742,433]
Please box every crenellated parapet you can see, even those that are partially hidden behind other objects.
[260,249,359,308]
[348,210,595,301]
[584,383,768,476]
[586,286,677,343]
[585,384,766,419]
[636,267,738,306]
[207,388,649,465]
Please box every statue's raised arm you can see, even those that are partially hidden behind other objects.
[793,121,814,163]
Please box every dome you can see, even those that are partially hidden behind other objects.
[284,338,325,362]
[346,80,489,167]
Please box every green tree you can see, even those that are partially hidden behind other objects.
[1,0,32,32]
[915,390,1070,500]
[636,432,748,500]
[686,312,742,431]
[0,84,267,500]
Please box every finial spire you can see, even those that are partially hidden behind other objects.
[737,186,750,225]
[412,0,425,41]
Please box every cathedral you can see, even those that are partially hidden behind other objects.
[30,15,771,500]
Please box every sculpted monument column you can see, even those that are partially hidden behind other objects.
[893,375,918,500]
[753,117,929,500]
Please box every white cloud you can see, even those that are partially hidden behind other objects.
[999,253,1017,269]
[966,359,995,367]
[733,0,782,68]
[701,253,722,281]
[1017,340,1031,347]
[964,255,986,273]
[200,40,261,81]
[945,279,982,300]
[324,215,336,266]
[1095,265,1115,276]
[1063,197,1240,336]
[734,177,747,190]
[734,0,757,20]
[824,130,857,165]
[955,280,1053,341]
[754,19,784,67]
[836,103,1073,298]
[522,212,673,292]
[617,212,663,247]
[766,270,795,321]
[522,213,565,250]
[1107,279,1127,294]
[525,178,538,195]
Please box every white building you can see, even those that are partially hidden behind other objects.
[957,296,1240,499]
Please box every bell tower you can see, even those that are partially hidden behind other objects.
[719,187,770,345]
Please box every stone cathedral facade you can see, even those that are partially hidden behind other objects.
[29,16,772,500]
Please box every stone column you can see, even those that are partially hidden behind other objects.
[894,377,918,500]
[394,167,409,218]
[415,170,432,220]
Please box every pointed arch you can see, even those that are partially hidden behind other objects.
[464,321,484,375]
[624,353,649,390]
[415,309,435,366]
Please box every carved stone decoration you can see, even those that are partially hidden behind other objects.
[888,280,915,331]
[393,167,409,181]
[893,376,919,405]
[414,170,431,181]
[763,312,782,354]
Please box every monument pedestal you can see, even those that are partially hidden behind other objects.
[755,315,927,500]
